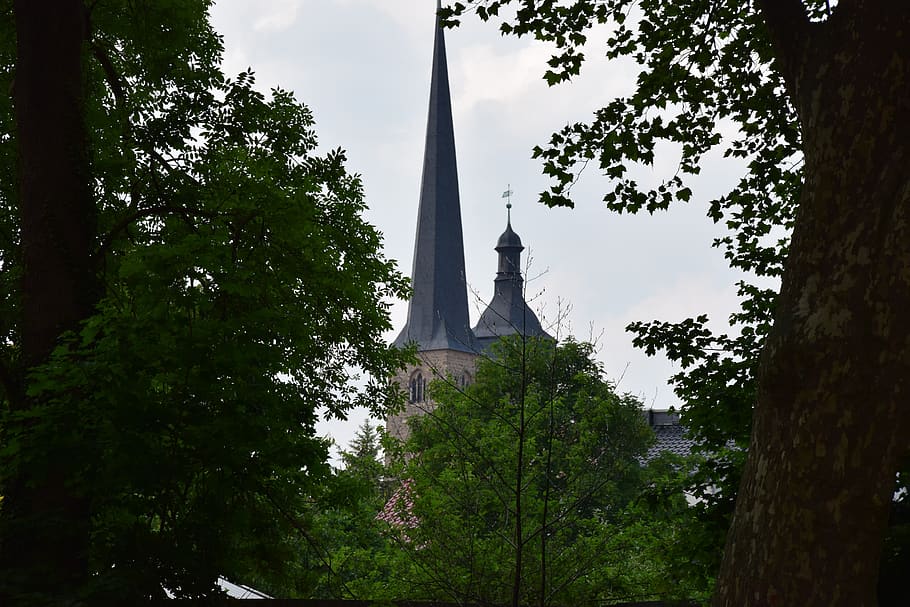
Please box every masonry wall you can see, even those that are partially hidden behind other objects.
[386,348,478,443]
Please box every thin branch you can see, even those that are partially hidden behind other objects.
[382,528,468,602]
[412,398,517,509]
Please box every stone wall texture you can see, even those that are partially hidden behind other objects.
[386,349,478,443]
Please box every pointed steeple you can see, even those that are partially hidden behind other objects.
[394,2,475,353]
[474,204,550,350]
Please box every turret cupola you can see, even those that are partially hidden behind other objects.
[496,204,524,276]
[473,202,551,350]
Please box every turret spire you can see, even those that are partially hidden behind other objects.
[473,201,551,349]
[394,2,475,353]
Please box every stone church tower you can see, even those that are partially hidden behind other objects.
[387,3,548,442]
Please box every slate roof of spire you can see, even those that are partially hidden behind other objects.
[474,210,551,350]
[394,3,476,354]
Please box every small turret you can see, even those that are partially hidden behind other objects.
[473,202,551,350]
[496,203,523,275]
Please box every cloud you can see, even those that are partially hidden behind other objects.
[252,0,304,33]
[454,42,554,114]
[592,272,742,407]
[615,272,741,335]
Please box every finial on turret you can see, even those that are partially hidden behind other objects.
[502,185,514,226]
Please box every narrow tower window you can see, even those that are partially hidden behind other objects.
[409,372,426,404]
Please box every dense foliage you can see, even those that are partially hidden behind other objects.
[0,0,409,600]
[283,339,704,605]
[396,338,653,605]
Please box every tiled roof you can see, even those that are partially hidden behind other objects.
[648,423,696,459]
[643,410,696,460]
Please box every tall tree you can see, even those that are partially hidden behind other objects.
[0,0,409,601]
[442,1,909,605]
[715,5,909,604]
[2,0,98,598]
[341,421,385,489]
[387,337,654,606]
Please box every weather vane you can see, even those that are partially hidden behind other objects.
[501,185,514,221]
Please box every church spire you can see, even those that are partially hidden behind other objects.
[394,1,475,353]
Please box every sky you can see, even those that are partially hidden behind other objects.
[210,1,754,458]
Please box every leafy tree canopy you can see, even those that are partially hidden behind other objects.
[386,337,670,605]
[0,0,410,600]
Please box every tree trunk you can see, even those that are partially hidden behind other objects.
[1,0,97,601]
[714,3,910,605]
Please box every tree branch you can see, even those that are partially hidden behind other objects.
[258,486,359,600]
[89,39,126,108]
[757,0,812,93]
[95,203,217,259]
[0,351,21,405]
[88,37,217,261]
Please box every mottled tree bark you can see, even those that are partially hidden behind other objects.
[714,2,910,605]
[0,0,97,601]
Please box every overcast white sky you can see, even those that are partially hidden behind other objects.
[210,1,753,457]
